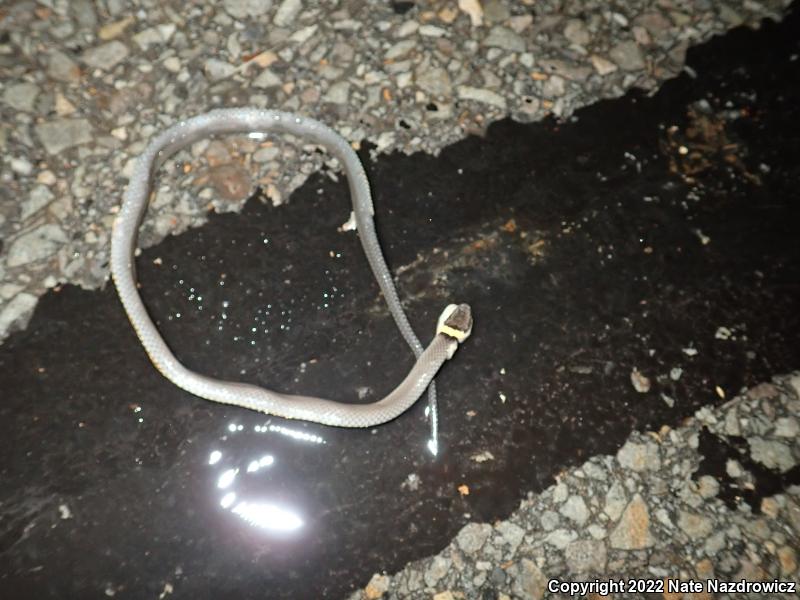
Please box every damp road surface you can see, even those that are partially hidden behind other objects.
[1,8,799,600]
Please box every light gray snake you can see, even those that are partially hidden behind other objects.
[110,108,472,441]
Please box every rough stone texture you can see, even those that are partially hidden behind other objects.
[0,0,791,339]
[349,374,800,599]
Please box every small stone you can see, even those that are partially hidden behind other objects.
[415,65,452,97]
[540,510,559,531]
[47,50,81,83]
[458,0,484,27]
[35,118,94,155]
[482,0,510,23]
[163,56,181,73]
[0,293,38,332]
[55,93,76,116]
[508,15,533,33]
[253,69,281,88]
[725,459,744,479]
[98,16,135,40]
[748,438,795,472]
[253,146,279,163]
[21,185,55,220]
[484,26,525,53]
[395,21,418,38]
[609,494,654,549]
[223,0,273,20]
[496,521,525,550]
[132,24,175,50]
[3,82,40,112]
[630,368,651,392]
[7,224,69,267]
[774,417,799,438]
[419,25,447,37]
[11,158,33,176]
[590,54,618,76]
[323,81,350,104]
[423,556,450,587]
[678,511,713,538]
[457,86,506,109]
[617,440,661,472]
[364,573,389,599]
[565,540,607,574]
[560,495,590,526]
[208,164,252,201]
[760,496,780,518]
[777,546,797,575]
[545,528,577,549]
[564,19,591,46]
[634,12,673,40]
[273,0,301,27]
[456,523,492,554]
[604,481,627,521]
[510,559,546,600]
[553,483,568,503]
[204,59,236,81]
[82,40,129,70]
[385,40,416,60]
[542,75,566,97]
[718,5,744,26]
[289,25,317,44]
[696,475,719,499]
[609,41,645,71]
[37,171,58,186]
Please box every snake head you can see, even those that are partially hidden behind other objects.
[436,303,473,343]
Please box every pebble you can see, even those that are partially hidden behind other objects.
[34,118,94,155]
[565,539,607,574]
[609,40,646,71]
[0,293,38,332]
[747,437,796,472]
[21,185,55,220]
[82,40,129,70]
[46,50,81,83]
[11,158,33,176]
[323,81,350,104]
[609,494,654,549]
[678,510,713,538]
[7,224,68,267]
[559,495,590,526]
[204,58,236,81]
[564,19,592,46]
[456,523,492,554]
[364,573,389,599]
[3,82,40,112]
[415,66,452,97]
[484,26,526,53]
[274,0,302,27]
[223,0,273,20]
[617,439,661,471]
[458,0,484,28]
[253,69,282,88]
[457,86,507,109]
[132,25,175,50]
[590,54,619,75]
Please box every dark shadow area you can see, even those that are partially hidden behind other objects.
[694,427,800,513]
[1,6,799,599]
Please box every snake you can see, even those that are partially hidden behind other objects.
[110,108,473,436]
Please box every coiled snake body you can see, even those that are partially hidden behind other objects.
[111,108,472,433]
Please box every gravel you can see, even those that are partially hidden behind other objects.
[349,373,800,599]
[0,0,791,339]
